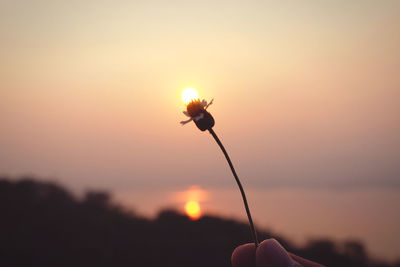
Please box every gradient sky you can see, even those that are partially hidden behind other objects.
[1,0,400,261]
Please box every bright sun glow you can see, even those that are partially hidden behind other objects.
[182,88,199,104]
[185,200,201,220]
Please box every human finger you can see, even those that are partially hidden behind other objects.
[231,243,256,267]
[256,239,300,267]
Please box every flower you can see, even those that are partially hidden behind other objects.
[181,97,215,131]
[179,88,259,246]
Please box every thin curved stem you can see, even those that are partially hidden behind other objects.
[208,128,259,248]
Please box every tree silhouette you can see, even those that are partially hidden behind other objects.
[0,177,397,267]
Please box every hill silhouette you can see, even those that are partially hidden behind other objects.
[0,177,398,267]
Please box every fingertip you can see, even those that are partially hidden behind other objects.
[232,243,256,267]
[256,239,298,267]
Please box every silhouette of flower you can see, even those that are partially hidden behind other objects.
[180,97,214,131]
[179,88,259,247]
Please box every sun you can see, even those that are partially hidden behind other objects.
[182,88,199,105]
[185,200,201,220]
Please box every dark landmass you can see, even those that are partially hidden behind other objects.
[0,177,398,267]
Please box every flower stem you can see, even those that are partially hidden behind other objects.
[208,128,259,248]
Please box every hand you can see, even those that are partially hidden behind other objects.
[232,238,325,267]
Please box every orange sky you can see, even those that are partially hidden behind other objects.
[1,0,399,261]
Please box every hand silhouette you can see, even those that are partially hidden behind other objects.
[232,238,325,267]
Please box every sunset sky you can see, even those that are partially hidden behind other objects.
[1,0,399,261]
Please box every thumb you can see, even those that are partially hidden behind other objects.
[256,239,300,267]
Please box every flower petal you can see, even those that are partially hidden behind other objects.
[180,118,193,125]
[205,98,214,109]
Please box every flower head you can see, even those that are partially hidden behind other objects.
[180,88,215,131]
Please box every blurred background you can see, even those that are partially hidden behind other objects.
[1,0,399,266]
